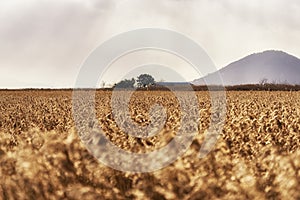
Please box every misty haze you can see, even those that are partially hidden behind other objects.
[0,0,300,199]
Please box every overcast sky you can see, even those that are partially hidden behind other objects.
[0,0,299,88]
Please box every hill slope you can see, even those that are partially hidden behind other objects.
[193,50,300,85]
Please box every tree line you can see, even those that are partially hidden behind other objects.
[113,74,156,89]
[106,75,300,91]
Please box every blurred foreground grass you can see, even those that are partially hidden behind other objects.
[0,90,299,199]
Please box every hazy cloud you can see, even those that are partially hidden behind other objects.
[0,0,299,88]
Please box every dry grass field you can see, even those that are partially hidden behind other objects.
[0,90,299,199]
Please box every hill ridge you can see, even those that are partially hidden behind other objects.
[193,50,300,86]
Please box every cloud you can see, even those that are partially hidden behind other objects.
[0,0,119,87]
[0,0,299,88]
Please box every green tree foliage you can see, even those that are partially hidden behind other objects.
[137,74,155,88]
[114,78,135,88]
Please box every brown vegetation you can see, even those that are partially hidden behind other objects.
[0,90,299,199]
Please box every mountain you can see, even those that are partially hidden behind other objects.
[193,50,300,86]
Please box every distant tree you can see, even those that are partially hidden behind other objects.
[100,81,106,88]
[137,74,155,88]
[114,78,135,89]
[259,78,268,85]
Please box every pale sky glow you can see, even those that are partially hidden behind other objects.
[100,50,202,86]
[0,0,299,88]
